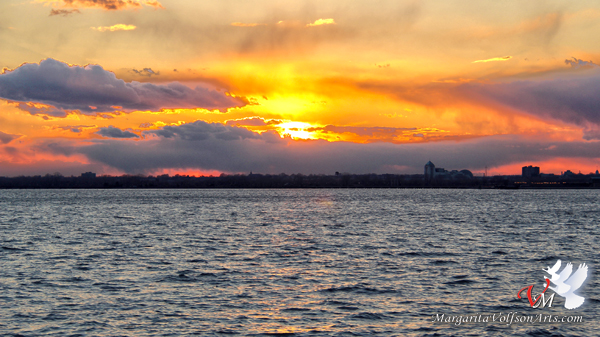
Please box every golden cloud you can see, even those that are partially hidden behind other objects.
[307,18,336,27]
[472,56,512,64]
[91,24,137,32]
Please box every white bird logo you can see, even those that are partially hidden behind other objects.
[543,260,588,309]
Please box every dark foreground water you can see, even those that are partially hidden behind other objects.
[1,189,599,336]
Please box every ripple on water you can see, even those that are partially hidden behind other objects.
[0,189,599,336]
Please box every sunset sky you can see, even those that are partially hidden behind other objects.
[1,0,600,176]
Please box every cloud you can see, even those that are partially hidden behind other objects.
[311,125,420,143]
[565,57,598,69]
[49,8,81,16]
[521,12,563,46]
[319,125,417,136]
[231,22,267,27]
[457,67,600,138]
[228,17,350,55]
[457,12,563,49]
[96,126,139,138]
[145,120,260,141]
[353,58,600,140]
[225,117,269,127]
[55,125,96,133]
[34,121,600,175]
[0,131,19,144]
[472,56,512,63]
[37,0,163,10]
[132,68,159,77]
[9,101,71,117]
[100,2,418,58]
[91,24,136,32]
[224,117,283,128]
[0,58,247,116]
[307,18,336,27]
[299,125,465,143]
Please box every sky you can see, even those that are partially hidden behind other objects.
[1,0,600,177]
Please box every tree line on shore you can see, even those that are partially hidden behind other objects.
[0,172,596,189]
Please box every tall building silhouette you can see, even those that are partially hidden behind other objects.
[424,161,435,180]
[522,165,540,178]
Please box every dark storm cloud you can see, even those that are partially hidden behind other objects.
[35,121,600,175]
[0,59,247,116]
[0,131,19,144]
[97,126,139,138]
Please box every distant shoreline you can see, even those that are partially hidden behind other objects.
[0,187,598,189]
[0,173,598,190]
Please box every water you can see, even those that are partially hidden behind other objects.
[1,189,599,336]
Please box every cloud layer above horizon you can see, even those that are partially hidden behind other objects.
[20,121,599,177]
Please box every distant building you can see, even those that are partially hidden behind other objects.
[435,167,448,176]
[522,165,540,178]
[424,161,435,180]
[81,172,96,179]
[424,161,472,180]
[458,170,474,179]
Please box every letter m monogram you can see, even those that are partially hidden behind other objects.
[532,293,555,308]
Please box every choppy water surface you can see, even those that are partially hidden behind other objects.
[1,189,600,336]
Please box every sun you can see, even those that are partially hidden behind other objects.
[275,121,319,140]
